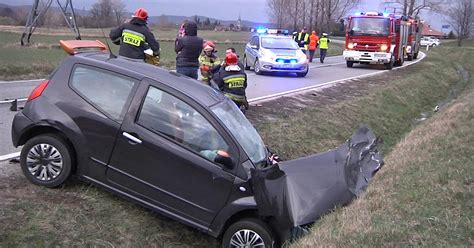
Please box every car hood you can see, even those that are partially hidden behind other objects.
[267,49,299,57]
[251,127,383,228]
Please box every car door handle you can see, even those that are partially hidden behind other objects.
[123,132,142,144]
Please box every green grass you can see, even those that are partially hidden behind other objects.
[0,30,342,81]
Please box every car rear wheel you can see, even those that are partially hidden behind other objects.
[254,59,263,75]
[20,134,74,188]
[222,218,275,248]
[346,61,354,68]
[244,55,251,70]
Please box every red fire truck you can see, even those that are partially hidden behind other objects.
[406,16,423,61]
[343,12,409,70]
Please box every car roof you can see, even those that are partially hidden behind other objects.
[70,52,226,107]
[256,34,292,39]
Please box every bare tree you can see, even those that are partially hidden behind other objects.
[90,0,126,27]
[382,0,445,16]
[267,0,358,33]
[445,0,473,46]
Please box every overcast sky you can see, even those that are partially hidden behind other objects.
[1,0,448,29]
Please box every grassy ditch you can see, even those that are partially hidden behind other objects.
[293,65,474,247]
[251,41,474,246]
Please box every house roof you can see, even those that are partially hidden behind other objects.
[422,24,444,37]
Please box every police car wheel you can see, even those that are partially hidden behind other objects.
[244,56,251,70]
[254,59,263,75]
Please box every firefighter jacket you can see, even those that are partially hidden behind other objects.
[198,54,221,82]
[213,65,247,102]
[309,34,319,51]
[109,18,160,60]
[295,32,310,50]
[318,36,330,49]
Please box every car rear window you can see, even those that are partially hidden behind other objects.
[70,65,136,122]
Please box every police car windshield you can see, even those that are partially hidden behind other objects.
[349,17,390,36]
[261,37,299,50]
[212,100,267,165]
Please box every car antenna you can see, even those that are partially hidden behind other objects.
[100,27,117,59]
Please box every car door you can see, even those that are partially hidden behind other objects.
[66,64,138,178]
[246,36,259,65]
[106,79,238,228]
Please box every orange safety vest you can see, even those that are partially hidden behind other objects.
[309,34,319,50]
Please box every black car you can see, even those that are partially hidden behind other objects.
[11,40,383,247]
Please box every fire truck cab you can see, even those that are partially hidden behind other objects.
[343,12,410,70]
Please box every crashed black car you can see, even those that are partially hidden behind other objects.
[11,40,383,247]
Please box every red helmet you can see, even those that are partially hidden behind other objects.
[203,41,215,51]
[133,8,148,21]
[225,53,238,65]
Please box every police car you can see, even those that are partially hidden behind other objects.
[244,28,309,77]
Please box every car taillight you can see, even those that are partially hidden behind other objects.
[27,79,49,102]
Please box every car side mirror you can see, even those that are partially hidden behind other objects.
[214,150,234,170]
[250,45,258,50]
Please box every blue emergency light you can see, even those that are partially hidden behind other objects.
[256,28,267,34]
[290,59,298,64]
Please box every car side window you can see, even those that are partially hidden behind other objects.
[138,86,230,164]
[70,65,136,122]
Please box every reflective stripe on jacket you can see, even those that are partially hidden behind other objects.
[198,54,221,81]
[295,32,310,50]
[318,37,330,49]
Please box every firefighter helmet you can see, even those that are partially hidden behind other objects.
[203,41,215,52]
[133,8,149,21]
[225,53,238,65]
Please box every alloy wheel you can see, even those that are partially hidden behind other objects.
[229,229,265,247]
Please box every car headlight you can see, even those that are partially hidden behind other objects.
[380,44,388,52]
[347,42,357,49]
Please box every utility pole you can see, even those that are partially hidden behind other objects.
[21,0,81,46]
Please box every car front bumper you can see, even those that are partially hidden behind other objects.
[259,59,308,73]
[343,50,391,64]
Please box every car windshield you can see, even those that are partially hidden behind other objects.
[349,17,390,36]
[261,37,299,50]
[212,100,267,166]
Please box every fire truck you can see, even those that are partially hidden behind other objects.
[406,16,423,61]
[343,12,410,70]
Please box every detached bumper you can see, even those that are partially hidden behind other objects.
[343,50,391,64]
[251,127,384,228]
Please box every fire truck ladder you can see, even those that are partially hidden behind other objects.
[21,0,81,46]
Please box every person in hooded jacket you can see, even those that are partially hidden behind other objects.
[175,21,203,79]
[214,53,249,112]
[109,8,160,61]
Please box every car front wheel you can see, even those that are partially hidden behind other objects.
[254,59,263,75]
[20,134,74,188]
[222,218,275,248]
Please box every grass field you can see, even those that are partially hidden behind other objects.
[0,33,472,247]
[0,27,343,81]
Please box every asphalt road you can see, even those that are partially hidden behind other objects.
[0,54,423,158]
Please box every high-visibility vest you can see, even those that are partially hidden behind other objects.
[309,34,319,50]
[319,37,329,49]
[295,32,309,50]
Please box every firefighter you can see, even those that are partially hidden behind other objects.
[308,31,319,62]
[198,41,220,85]
[214,53,248,112]
[109,8,160,62]
[294,27,310,53]
[318,32,330,63]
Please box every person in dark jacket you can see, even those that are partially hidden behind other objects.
[175,21,203,79]
[109,8,160,61]
[214,53,248,112]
